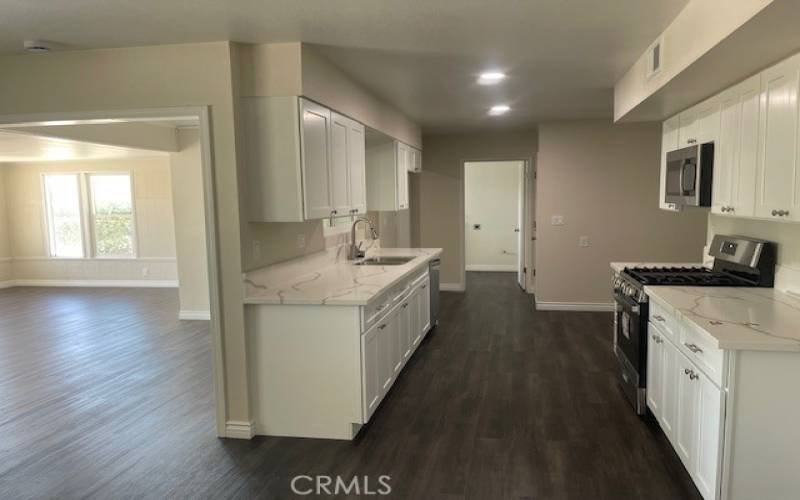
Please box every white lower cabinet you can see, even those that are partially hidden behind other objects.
[648,305,724,500]
[361,321,381,421]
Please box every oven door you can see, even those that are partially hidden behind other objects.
[614,292,643,374]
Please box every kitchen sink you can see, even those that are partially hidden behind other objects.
[353,256,415,266]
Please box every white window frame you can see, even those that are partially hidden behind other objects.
[41,171,139,260]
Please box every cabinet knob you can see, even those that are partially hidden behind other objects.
[378,324,387,330]
[684,368,691,375]
[689,372,699,381]
[772,210,779,216]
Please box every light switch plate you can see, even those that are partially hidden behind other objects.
[579,236,590,247]
[551,215,564,226]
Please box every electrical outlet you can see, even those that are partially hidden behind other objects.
[252,240,262,260]
[551,215,564,226]
[297,234,306,250]
[579,236,591,248]
[141,266,150,277]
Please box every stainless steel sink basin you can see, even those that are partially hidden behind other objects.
[353,256,415,266]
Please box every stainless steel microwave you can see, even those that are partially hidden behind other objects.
[665,142,714,207]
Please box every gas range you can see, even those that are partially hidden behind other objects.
[612,235,776,415]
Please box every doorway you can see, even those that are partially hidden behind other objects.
[0,107,226,438]
[463,159,534,292]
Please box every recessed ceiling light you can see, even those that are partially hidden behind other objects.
[488,105,511,116]
[477,71,506,85]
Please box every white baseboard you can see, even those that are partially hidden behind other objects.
[0,280,15,289]
[465,264,517,272]
[179,310,211,321]
[225,420,255,439]
[9,279,179,288]
[535,301,615,312]
[440,282,465,292]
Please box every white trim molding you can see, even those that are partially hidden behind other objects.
[0,280,15,289]
[179,310,212,321]
[465,264,517,272]
[535,301,615,312]
[10,279,178,288]
[441,282,466,292]
[225,420,256,439]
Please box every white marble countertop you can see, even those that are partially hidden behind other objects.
[645,286,800,352]
[610,262,705,274]
[243,247,443,306]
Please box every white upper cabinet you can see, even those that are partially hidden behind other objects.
[328,111,351,217]
[347,120,367,215]
[660,115,681,211]
[241,96,368,222]
[713,74,761,217]
[366,140,416,211]
[755,52,800,221]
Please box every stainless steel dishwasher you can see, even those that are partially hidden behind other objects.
[429,258,440,326]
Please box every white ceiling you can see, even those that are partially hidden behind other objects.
[1,0,690,132]
[0,130,168,163]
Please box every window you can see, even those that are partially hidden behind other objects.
[44,174,84,258]
[89,174,135,258]
[43,172,137,259]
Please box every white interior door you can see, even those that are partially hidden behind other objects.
[517,163,526,290]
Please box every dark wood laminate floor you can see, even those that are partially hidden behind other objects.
[0,276,702,500]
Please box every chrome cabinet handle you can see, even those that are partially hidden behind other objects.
[772,210,778,216]
[378,324,387,330]
[684,342,703,354]
[690,372,699,381]
[402,303,408,309]
[653,315,665,322]
[684,368,691,375]
[376,304,385,311]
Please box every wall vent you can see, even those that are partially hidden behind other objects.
[646,37,663,79]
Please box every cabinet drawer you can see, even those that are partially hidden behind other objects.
[680,319,727,388]
[650,298,678,341]
[364,292,391,331]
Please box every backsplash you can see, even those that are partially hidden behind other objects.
[708,214,800,292]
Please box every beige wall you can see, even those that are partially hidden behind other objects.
[415,130,538,286]
[170,129,211,315]
[465,161,522,271]
[0,42,250,432]
[4,157,176,258]
[1,158,179,283]
[536,120,708,305]
[614,0,772,121]
[0,168,11,282]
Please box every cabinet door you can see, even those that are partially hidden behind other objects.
[676,354,699,468]
[714,89,742,215]
[660,337,680,443]
[660,116,681,211]
[396,144,409,210]
[361,323,381,421]
[735,75,761,218]
[329,113,351,215]
[348,120,367,215]
[646,328,662,418]
[300,99,334,220]
[408,289,422,352]
[693,372,724,500]
[377,313,395,394]
[694,98,721,145]
[420,279,431,336]
[755,53,800,220]
[394,303,407,374]
[678,108,698,148]
[715,76,761,217]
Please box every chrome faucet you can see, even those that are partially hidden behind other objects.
[349,217,379,260]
